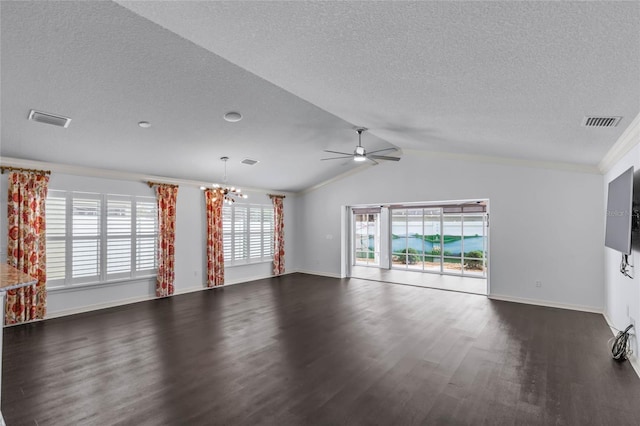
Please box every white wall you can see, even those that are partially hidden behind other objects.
[0,172,297,317]
[0,153,606,316]
[295,153,604,311]
[604,144,640,354]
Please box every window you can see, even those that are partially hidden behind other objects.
[45,191,158,287]
[223,203,274,265]
[391,205,487,277]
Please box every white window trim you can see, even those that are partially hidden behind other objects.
[46,191,158,288]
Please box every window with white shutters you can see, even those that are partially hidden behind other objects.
[45,191,158,288]
[262,207,274,257]
[222,203,274,265]
[72,193,101,283]
[45,191,66,284]
[234,206,248,261]
[106,196,132,278]
[136,200,157,273]
[222,205,232,263]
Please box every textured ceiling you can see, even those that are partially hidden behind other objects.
[0,1,394,193]
[2,1,639,193]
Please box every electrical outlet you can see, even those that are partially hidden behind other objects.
[535,281,542,288]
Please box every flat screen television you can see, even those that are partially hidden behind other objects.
[605,166,634,254]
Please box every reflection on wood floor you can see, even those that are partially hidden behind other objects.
[4,273,639,425]
[350,265,488,295]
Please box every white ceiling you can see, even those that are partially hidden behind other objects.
[2,1,639,192]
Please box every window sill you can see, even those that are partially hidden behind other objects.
[47,274,156,293]
[225,259,273,269]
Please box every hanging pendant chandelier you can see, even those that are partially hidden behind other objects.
[214,156,247,204]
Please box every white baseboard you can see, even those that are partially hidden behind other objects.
[603,312,640,379]
[44,273,280,320]
[45,294,156,320]
[488,293,603,314]
[225,273,276,286]
[293,269,343,279]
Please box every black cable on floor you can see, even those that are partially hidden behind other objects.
[611,324,634,362]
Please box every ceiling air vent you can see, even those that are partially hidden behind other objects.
[582,116,622,128]
[28,110,71,128]
[241,158,259,165]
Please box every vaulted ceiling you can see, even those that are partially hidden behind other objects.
[2,1,639,192]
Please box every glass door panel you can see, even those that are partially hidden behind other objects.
[406,209,423,270]
[391,210,408,268]
[423,208,442,272]
[462,213,487,277]
[388,204,488,279]
[442,214,463,274]
[354,213,380,266]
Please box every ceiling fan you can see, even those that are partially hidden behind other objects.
[321,128,400,164]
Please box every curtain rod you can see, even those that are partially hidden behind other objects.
[0,166,51,175]
[147,181,179,188]
[268,194,286,199]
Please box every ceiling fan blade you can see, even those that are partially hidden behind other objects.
[321,156,353,161]
[323,150,352,156]
[369,155,401,161]
[367,157,379,165]
[367,147,398,155]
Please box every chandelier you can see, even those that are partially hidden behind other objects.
[214,156,247,204]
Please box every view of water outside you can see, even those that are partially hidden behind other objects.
[354,206,488,278]
[392,208,487,276]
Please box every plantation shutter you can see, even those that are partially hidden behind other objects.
[136,198,157,272]
[249,206,262,259]
[71,193,101,283]
[234,205,248,261]
[263,206,274,257]
[106,196,132,277]
[222,205,232,262]
[45,190,66,285]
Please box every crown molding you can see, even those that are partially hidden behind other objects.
[297,146,602,197]
[599,112,640,174]
[403,149,601,174]
[0,156,295,196]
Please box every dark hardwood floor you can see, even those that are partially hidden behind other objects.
[3,273,640,425]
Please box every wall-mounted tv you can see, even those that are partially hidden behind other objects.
[605,166,634,254]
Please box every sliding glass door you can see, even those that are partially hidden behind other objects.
[391,205,488,277]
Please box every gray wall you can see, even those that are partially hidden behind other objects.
[604,143,640,356]
[295,152,605,311]
[1,172,297,316]
[0,152,606,315]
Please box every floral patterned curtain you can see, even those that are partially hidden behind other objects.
[205,189,224,286]
[269,195,285,276]
[6,171,49,324]
[155,184,178,297]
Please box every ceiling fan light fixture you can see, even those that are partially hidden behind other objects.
[321,127,400,163]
